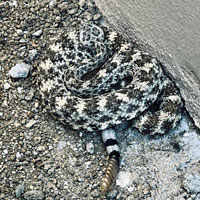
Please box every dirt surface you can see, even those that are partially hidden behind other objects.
[0,1,200,200]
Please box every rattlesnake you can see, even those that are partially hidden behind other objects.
[38,23,183,194]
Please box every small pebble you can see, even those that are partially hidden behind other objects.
[10,154,16,161]
[9,62,32,78]
[184,174,200,194]
[3,149,8,155]
[68,8,78,15]
[15,184,24,198]
[107,189,118,199]
[57,141,67,150]
[33,136,41,144]
[19,47,26,51]
[37,146,45,152]
[19,39,27,43]
[116,171,133,188]
[79,0,86,7]
[0,194,5,199]
[17,87,23,94]
[85,161,92,169]
[25,88,35,101]
[9,0,18,7]
[24,190,44,200]
[25,119,37,128]
[28,49,37,61]
[16,29,24,36]
[32,30,43,37]
[4,82,11,90]
[16,152,22,160]
[49,1,55,8]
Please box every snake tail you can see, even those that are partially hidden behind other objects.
[101,128,120,194]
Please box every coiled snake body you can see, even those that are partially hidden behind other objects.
[38,23,183,194]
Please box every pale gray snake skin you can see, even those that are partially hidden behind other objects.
[38,23,183,134]
[38,23,183,194]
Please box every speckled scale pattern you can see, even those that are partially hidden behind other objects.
[38,23,183,135]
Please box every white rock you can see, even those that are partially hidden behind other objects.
[9,0,17,6]
[9,62,32,78]
[85,161,92,169]
[184,174,200,194]
[49,1,56,7]
[3,149,8,155]
[32,30,43,37]
[181,131,200,160]
[19,39,27,43]
[116,171,133,188]
[28,49,37,61]
[57,141,67,150]
[17,87,23,94]
[16,152,21,159]
[4,82,11,90]
[25,119,37,128]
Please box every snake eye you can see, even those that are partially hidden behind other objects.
[92,27,100,36]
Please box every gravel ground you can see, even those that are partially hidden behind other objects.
[0,1,200,200]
